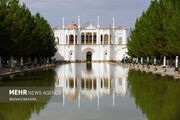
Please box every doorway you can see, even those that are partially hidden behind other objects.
[86,51,92,62]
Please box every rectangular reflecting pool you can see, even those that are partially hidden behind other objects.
[0,63,180,120]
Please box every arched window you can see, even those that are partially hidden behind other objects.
[104,34,108,45]
[69,34,74,45]
[89,34,92,44]
[86,34,89,44]
[101,35,103,44]
[86,51,92,61]
[75,35,77,44]
[55,37,59,45]
[119,37,122,44]
[81,33,84,44]
[93,34,96,45]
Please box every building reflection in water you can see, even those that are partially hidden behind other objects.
[55,63,129,109]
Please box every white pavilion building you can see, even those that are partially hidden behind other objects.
[53,16,128,62]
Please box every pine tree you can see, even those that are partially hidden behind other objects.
[0,0,57,61]
[128,0,180,59]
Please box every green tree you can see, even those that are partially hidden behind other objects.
[128,0,180,59]
[0,0,57,64]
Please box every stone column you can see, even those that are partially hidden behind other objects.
[79,33,81,44]
[47,57,49,64]
[175,56,178,68]
[163,56,166,67]
[154,57,157,65]
[21,57,23,66]
[84,33,86,44]
[11,57,14,68]
[136,58,138,64]
[67,34,69,45]
[174,56,179,74]
[141,57,143,65]
[97,31,100,44]
[77,34,79,45]
[102,33,104,45]
[73,34,76,45]
[147,57,149,65]
[153,57,157,71]
[111,33,113,44]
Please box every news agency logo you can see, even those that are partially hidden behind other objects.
[0,87,63,103]
[9,89,28,95]
[8,89,63,96]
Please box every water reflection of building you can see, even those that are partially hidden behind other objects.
[55,63,129,108]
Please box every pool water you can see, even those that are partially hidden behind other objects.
[0,63,179,120]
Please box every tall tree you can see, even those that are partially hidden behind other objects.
[128,0,180,58]
[0,0,57,60]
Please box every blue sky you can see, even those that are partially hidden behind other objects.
[20,0,151,32]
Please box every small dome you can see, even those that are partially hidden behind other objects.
[66,22,78,30]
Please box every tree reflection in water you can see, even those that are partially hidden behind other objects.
[0,70,56,120]
[1,64,178,120]
[128,70,180,120]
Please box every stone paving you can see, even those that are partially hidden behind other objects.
[110,62,180,79]
[0,64,55,77]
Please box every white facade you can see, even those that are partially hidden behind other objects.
[53,16,128,62]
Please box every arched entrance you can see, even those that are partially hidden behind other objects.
[82,47,95,62]
[86,51,92,62]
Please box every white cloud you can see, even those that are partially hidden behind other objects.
[19,0,151,31]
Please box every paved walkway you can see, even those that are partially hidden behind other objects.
[1,62,180,79]
[110,62,180,79]
[0,64,55,77]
